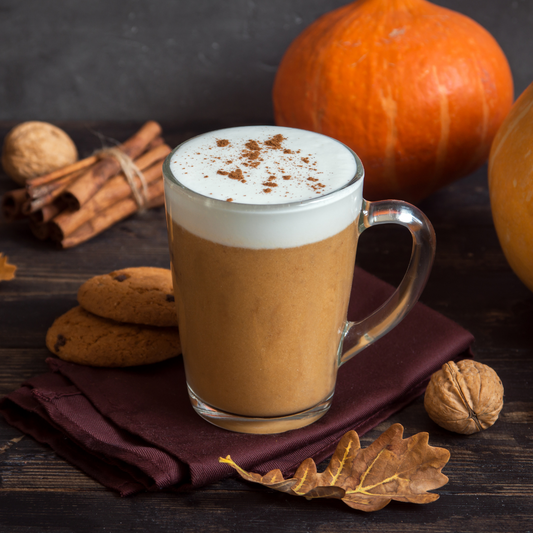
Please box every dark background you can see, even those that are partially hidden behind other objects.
[0,0,531,126]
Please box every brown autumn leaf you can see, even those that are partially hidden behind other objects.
[219,423,450,512]
[0,253,17,281]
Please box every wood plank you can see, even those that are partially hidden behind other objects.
[0,491,531,533]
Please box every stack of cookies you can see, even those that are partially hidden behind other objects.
[46,267,181,367]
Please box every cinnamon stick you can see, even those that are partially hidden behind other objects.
[129,142,171,172]
[22,168,87,214]
[60,121,162,210]
[58,180,165,249]
[27,168,87,200]
[26,155,99,189]
[30,202,63,224]
[1,188,28,221]
[146,136,164,150]
[50,157,166,241]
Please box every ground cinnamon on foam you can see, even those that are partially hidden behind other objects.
[210,133,326,199]
[228,169,245,182]
[245,140,260,151]
[264,134,285,149]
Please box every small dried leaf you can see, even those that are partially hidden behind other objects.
[219,424,450,512]
[0,253,17,281]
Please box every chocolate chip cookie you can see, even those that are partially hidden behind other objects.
[46,306,181,367]
[77,267,178,327]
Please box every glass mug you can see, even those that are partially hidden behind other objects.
[163,126,435,434]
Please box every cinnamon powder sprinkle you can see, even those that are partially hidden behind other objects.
[207,133,326,199]
[228,168,245,181]
[243,150,260,160]
[264,134,285,149]
[245,140,261,151]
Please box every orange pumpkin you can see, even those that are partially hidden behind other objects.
[273,0,514,203]
[489,81,533,292]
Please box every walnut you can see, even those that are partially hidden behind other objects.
[1,121,78,185]
[424,359,504,435]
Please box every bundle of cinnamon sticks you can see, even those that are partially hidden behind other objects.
[1,121,170,248]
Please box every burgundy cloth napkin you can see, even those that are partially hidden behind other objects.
[0,267,473,496]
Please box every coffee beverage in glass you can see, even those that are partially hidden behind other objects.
[163,126,435,434]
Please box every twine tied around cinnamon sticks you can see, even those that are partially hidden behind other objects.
[1,121,171,248]
[92,146,150,210]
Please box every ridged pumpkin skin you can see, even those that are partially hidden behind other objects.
[273,0,514,203]
[489,82,533,292]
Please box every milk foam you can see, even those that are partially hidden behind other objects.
[168,126,358,204]
[164,126,364,249]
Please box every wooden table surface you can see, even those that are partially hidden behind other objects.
[0,123,532,533]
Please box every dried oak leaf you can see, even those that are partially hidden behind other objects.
[219,423,450,512]
[0,253,17,281]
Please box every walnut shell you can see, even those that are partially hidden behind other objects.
[424,360,504,435]
[1,121,78,185]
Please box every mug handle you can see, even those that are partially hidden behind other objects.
[339,199,436,366]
